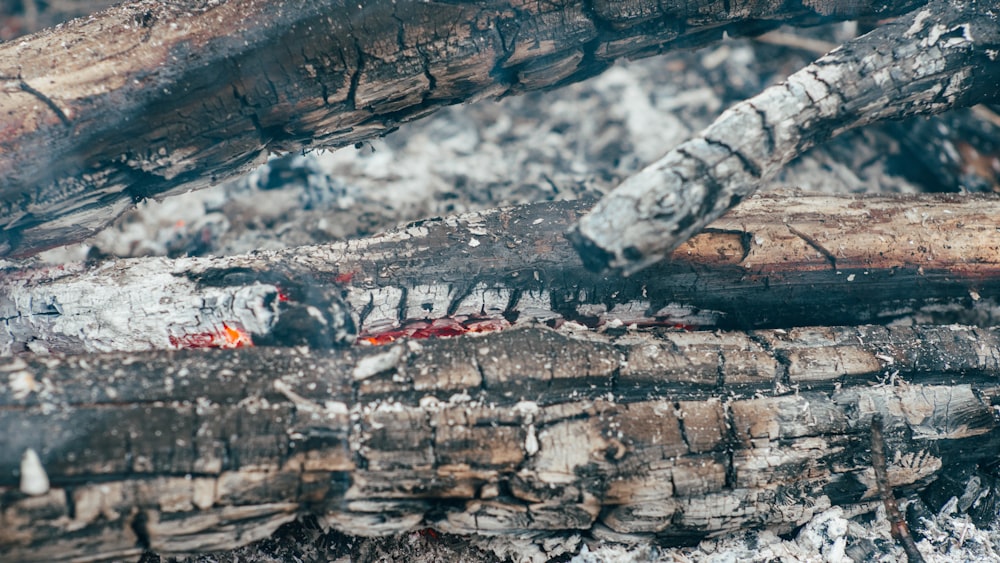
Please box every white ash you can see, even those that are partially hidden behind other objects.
[19,448,50,496]
[573,504,999,562]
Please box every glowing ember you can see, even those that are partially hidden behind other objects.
[416,528,439,540]
[221,323,253,347]
[360,317,510,345]
[169,322,253,349]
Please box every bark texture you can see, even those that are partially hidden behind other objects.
[2,324,998,562]
[570,0,1000,274]
[5,192,1000,355]
[0,0,924,258]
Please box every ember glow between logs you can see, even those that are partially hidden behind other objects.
[359,317,511,345]
[168,323,254,349]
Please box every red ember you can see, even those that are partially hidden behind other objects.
[169,322,254,349]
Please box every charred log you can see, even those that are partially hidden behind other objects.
[570,0,1000,274]
[1,0,927,258]
[1,323,998,561]
[4,192,1000,355]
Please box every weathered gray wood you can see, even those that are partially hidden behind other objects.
[0,0,925,258]
[5,192,1000,355]
[1,324,997,561]
[570,0,1000,274]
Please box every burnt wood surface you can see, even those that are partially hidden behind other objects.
[5,192,1000,356]
[570,0,1000,274]
[0,0,928,258]
[3,2,1000,561]
[2,323,999,561]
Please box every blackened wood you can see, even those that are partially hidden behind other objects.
[570,0,1000,274]
[5,192,1000,355]
[1,324,997,561]
[0,0,925,258]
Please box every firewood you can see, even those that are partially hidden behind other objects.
[4,192,1000,356]
[0,0,936,258]
[569,0,1000,274]
[2,323,998,561]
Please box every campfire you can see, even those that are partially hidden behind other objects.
[3,1,1000,562]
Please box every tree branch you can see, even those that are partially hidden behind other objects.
[569,0,1000,274]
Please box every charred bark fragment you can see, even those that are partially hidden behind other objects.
[0,0,926,258]
[5,193,1000,355]
[1,324,998,561]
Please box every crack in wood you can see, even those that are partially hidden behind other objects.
[16,80,71,126]
[786,223,837,270]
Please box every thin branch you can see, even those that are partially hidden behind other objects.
[871,415,927,563]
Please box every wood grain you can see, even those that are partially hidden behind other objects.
[5,192,1000,355]
[1,323,997,560]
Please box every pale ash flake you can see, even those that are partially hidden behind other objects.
[351,344,406,381]
[19,448,49,496]
[6,363,40,400]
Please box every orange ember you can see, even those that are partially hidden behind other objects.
[169,323,253,349]
[334,271,356,284]
[360,318,510,345]
[221,323,253,347]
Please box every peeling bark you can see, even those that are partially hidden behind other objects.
[5,192,1000,356]
[1,324,998,561]
[0,0,925,258]
[570,0,1000,274]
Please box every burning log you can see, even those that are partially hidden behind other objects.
[0,0,972,259]
[4,191,1000,356]
[1,323,998,561]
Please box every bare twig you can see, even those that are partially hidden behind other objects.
[871,414,927,563]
